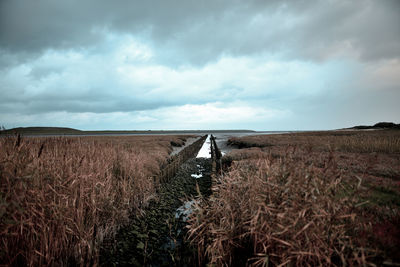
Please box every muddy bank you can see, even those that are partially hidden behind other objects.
[171,137,200,156]
[100,157,212,266]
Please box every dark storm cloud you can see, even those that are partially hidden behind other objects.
[1,0,399,66]
[0,85,175,114]
[0,0,230,53]
[0,0,105,53]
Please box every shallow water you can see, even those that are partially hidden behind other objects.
[212,131,291,155]
[7,130,291,138]
[196,134,211,158]
[175,200,197,222]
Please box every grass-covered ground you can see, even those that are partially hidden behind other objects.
[188,130,400,266]
[3,130,399,266]
[0,135,194,266]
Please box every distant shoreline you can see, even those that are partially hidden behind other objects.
[1,122,398,137]
[0,127,258,137]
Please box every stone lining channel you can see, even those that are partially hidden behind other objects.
[100,135,217,266]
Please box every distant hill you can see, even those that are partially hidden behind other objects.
[1,127,83,135]
[350,122,400,130]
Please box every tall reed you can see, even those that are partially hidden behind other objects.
[188,149,378,266]
[0,135,187,266]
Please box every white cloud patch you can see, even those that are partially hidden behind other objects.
[0,103,288,130]
[145,102,288,129]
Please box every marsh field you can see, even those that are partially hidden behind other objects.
[191,130,400,266]
[1,130,399,266]
[0,134,194,266]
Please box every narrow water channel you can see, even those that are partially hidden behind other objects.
[100,138,212,266]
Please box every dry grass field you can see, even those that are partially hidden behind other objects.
[0,135,192,266]
[189,130,400,266]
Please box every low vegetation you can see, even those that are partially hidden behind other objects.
[189,130,400,266]
[228,130,400,154]
[352,122,400,130]
[0,134,191,266]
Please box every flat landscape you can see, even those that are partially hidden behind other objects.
[1,127,399,266]
[2,1,399,266]
[0,127,257,136]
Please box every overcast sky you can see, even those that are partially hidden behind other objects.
[1,0,399,130]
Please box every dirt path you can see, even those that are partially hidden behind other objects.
[100,157,212,266]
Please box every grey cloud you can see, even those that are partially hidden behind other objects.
[1,0,399,66]
[28,65,65,79]
[0,0,231,53]
[168,0,400,64]
[154,0,400,64]
[27,99,168,114]
[0,0,106,53]
[296,0,400,61]
[1,0,399,130]
[0,91,176,114]
[0,75,179,114]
